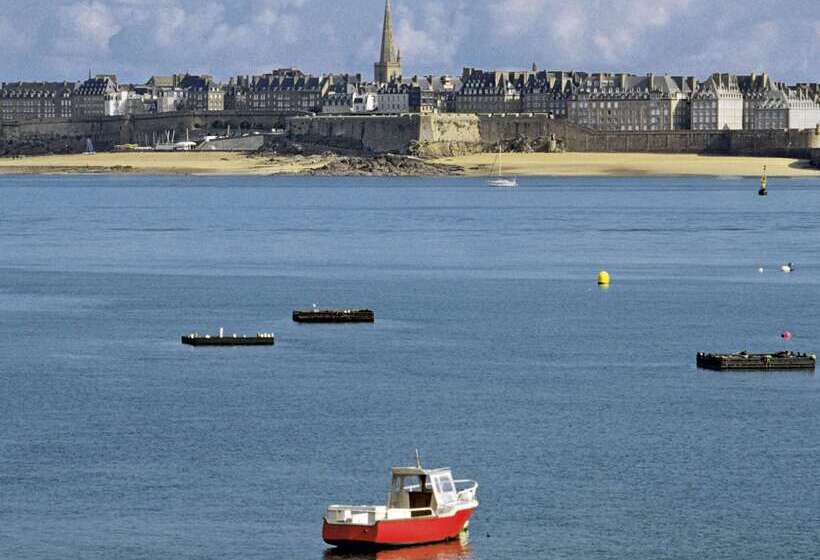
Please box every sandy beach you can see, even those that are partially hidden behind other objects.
[433,152,819,177]
[0,152,334,176]
[0,151,817,177]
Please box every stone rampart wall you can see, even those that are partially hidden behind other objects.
[287,114,422,154]
[127,111,289,144]
[3,112,820,160]
[476,114,817,158]
[0,117,126,154]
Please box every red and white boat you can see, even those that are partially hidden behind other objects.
[323,454,478,549]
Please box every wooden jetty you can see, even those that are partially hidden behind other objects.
[696,351,815,371]
[292,308,375,324]
[182,328,275,347]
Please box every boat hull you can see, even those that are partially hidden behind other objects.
[487,179,517,188]
[181,336,275,347]
[697,352,815,371]
[323,508,474,549]
[293,310,375,323]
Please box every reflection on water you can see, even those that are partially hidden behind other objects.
[323,533,472,560]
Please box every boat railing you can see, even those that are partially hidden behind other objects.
[454,479,478,504]
[326,504,435,523]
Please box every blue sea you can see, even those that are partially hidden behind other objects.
[1,174,819,560]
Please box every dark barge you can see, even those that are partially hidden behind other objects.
[182,328,275,347]
[696,351,816,371]
[293,308,375,324]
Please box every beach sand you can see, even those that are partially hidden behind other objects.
[0,151,817,177]
[433,152,819,177]
[0,152,333,176]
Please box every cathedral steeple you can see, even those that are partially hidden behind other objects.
[374,0,402,83]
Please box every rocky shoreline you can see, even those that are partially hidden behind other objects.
[308,154,462,176]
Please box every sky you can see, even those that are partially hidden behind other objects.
[0,0,818,85]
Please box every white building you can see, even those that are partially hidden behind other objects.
[691,74,744,130]
[785,92,820,130]
[375,84,409,114]
[156,88,185,113]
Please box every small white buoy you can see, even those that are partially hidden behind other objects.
[758,268,764,273]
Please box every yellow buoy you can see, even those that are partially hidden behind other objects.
[597,271,611,286]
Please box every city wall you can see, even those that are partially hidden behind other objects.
[476,114,820,158]
[3,112,820,161]
[0,111,289,155]
[286,114,422,154]
[0,117,126,154]
[284,113,820,159]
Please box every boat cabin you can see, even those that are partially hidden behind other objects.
[388,466,460,518]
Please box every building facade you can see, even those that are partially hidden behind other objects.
[0,81,75,121]
[179,75,224,112]
[73,75,120,119]
[691,74,744,130]
[241,69,328,113]
[455,68,530,113]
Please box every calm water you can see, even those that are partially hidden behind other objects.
[1,174,819,560]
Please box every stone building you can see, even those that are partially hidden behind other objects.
[738,73,777,129]
[155,88,185,113]
[73,75,123,118]
[178,75,224,112]
[375,80,410,113]
[691,73,744,130]
[521,71,586,117]
[374,0,401,84]
[567,74,694,131]
[0,81,75,121]
[455,68,531,113]
[740,74,820,130]
[320,74,372,114]
[238,69,328,113]
[408,75,460,113]
[647,75,695,130]
[122,85,154,114]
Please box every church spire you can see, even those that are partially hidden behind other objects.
[380,0,397,64]
[374,0,402,83]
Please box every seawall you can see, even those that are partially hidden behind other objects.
[3,112,820,161]
[284,113,820,159]
[0,111,289,155]
[0,117,126,154]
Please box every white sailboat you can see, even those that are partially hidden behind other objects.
[487,146,517,188]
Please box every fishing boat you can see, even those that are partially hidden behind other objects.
[696,351,815,371]
[293,305,375,323]
[487,146,517,188]
[758,165,768,196]
[323,452,478,550]
[181,328,275,347]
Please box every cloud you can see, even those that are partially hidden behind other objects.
[550,4,587,56]
[57,1,121,53]
[0,0,817,84]
[487,0,693,66]
[488,0,546,37]
[0,16,32,51]
[394,1,470,70]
